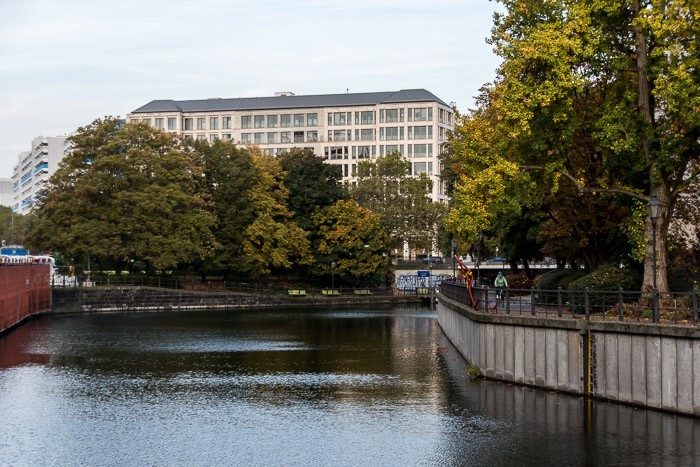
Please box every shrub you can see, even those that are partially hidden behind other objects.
[567,265,642,312]
[535,269,587,305]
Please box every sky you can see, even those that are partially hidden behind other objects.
[0,0,503,179]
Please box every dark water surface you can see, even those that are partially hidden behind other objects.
[0,307,698,466]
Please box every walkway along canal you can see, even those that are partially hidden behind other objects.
[438,281,700,416]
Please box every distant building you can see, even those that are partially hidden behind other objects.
[12,135,71,215]
[0,179,13,208]
[127,89,455,203]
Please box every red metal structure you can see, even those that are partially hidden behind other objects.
[453,254,477,307]
[0,264,52,333]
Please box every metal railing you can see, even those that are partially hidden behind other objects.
[51,275,423,298]
[440,280,700,326]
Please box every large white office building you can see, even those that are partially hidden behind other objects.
[127,89,455,202]
[12,135,71,215]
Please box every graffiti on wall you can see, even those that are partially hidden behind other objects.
[395,273,454,291]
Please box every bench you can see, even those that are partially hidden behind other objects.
[287,289,306,296]
[353,289,372,295]
[321,289,340,296]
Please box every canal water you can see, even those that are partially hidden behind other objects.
[0,306,698,466]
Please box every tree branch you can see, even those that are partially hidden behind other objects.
[520,165,649,201]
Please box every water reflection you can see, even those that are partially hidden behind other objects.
[0,307,697,466]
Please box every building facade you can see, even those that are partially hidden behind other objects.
[127,89,455,202]
[12,135,71,215]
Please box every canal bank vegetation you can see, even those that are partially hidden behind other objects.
[14,119,442,288]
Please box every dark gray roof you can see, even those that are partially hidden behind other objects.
[131,89,448,114]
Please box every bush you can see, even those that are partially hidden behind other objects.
[567,265,642,312]
[535,269,587,305]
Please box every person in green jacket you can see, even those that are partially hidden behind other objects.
[494,271,508,288]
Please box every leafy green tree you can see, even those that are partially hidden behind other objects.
[27,117,217,271]
[448,0,700,292]
[350,152,445,258]
[313,199,391,285]
[242,147,311,276]
[197,140,259,278]
[277,148,343,232]
[0,208,35,248]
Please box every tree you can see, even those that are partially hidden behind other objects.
[27,118,217,271]
[197,140,259,278]
[0,208,35,248]
[241,148,311,277]
[448,0,700,292]
[313,199,391,285]
[350,152,445,257]
[277,148,343,232]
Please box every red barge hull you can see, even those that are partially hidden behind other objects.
[0,264,52,333]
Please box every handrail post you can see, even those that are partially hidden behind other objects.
[693,290,698,325]
[530,287,536,316]
[505,288,511,314]
[584,288,590,321]
[557,287,562,317]
[653,288,660,324]
[618,288,624,321]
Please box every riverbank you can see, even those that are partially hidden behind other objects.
[51,286,426,315]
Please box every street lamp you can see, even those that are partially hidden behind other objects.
[451,238,457,280]
[331,261,336,291]
[647,195,662,321]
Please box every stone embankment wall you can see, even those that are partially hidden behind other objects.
[52,286,421,314]
[438,294,700,416]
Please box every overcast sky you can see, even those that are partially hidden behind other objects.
[0,0,502,179]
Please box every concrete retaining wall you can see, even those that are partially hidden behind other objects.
[438,294,700,416]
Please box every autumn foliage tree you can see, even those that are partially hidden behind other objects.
[447,0,700,292]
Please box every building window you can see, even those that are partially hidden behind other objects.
[268,132,278,144]
[281,131,292,143]
[386,144,399,154]
[142,118,151,125]
[307,131,318,142]
[168,117,177,130]
[129,118,139,123]
[254,132,264,144]
[241,116,252,129]
[254,115,265,128]
[294,114,305,127]
[223,134,232,140]
[412,108,428,121]
[333,112,346,126]
[333,130,346,142]
[184,118,193,131]
[413,162,427,174]
[328,146,347,160]
[267,115,278,128]
[294,131,304,143]
[385,109,400,123]
[209,117,218,130]
[154,118,164,129]
[360,129,374,141]
[223,116,231,129]
[361,111,374,125]
[413,126,428,139]
[241,133,252,144]
[196,134,206,141]
[357,146,371,159]
[385,127,399,141]
[414,144,427,158]
[210,134,218,143]
[197,118,206,130]
[281,114,292,127]
[307,113,318,126]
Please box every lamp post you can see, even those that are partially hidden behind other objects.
[331,261,336,291]
[451,239,457,280]
[647,195,662,322]
[476,231,483,283]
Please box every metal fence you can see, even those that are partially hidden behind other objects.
[51,274,416,298]
[440,280,700,326]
